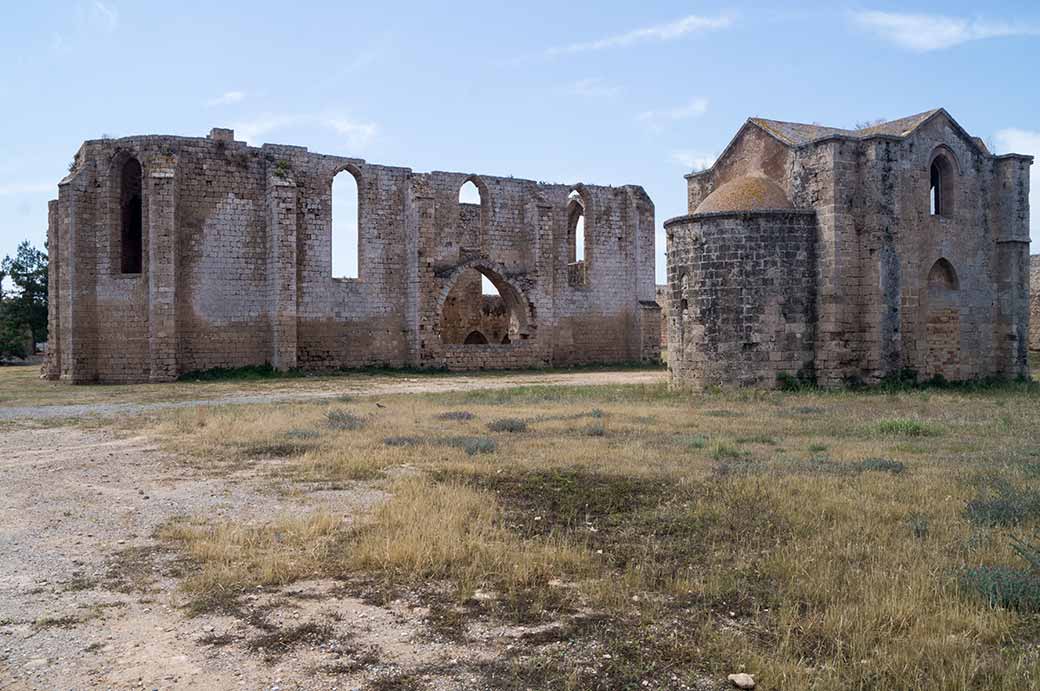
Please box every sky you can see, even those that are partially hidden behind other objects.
[1,0,1038,286]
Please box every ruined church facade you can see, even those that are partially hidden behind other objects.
[46,128,659,383]
[665,109,1032,389]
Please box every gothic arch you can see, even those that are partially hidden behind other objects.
[330,163,363,280]
[459,174,490,251]
[109,150,144,275]
[925,257,960,380]
[436,259,533,344]
[927,146,959,218]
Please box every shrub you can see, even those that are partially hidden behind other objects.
[675,434,708,450]
[966,478,1040,527]
[585,421,607,437]
[961,537,1040,613]
[907,513,929,539]
[434,411,476,421]
[285,429,321,440]
[443,436,497,456]
[961,566,1040,612]
[325,410,366,431]
[488,418,528,433]
[383,436,424,448]
[849,458,906,474]
[736,434,778,446]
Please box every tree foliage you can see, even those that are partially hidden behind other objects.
[0,240,48,360]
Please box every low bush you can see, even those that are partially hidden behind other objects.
[325,410,366,431]
[487,418,528,433]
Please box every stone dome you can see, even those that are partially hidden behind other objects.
[694,176,793,214]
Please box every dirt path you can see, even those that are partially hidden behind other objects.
[0,370,666,689]
[0,369,665,421]
[0,427,541,690]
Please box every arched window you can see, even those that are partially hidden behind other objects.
[567,190,585,263]
[332,169,360,278]
[464,330,489,345]
[927,257,959,293]
[459,180,482,205]
[929,153,955,217]
[120,157,143,274]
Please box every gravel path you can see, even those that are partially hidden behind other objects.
[0,369,665,421]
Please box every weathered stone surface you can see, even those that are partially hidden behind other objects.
[1030,255,1040,350]
[667,109,1033,389]
[46,130,660,383]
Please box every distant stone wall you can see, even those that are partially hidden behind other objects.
[666,210,817,389]
[1031,255,1040,351]
[47,129,658,382]
[655,285,669,347]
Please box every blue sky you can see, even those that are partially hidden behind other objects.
[1,1,1038,285]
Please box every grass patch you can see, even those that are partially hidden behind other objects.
[873,418,941,437]
[159,512,343,615]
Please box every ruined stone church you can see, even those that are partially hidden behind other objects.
[45,128,659,383]
[665,109,1033,389]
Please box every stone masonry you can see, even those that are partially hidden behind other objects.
[46,128,659,383]
[665,109,1032,389]
[1030,255,1040,351]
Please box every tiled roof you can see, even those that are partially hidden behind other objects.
[749,110,942,147]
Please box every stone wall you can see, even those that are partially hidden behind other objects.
[672,110,1032,389]
[666,210,817,388]
[48,129,659,383]
[1030,255,1040,350]
[655,285,669,347]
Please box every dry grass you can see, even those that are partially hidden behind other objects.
[160,511,343,613]
[149,379,1040,689]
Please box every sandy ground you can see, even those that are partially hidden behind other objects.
[0,370,662,690]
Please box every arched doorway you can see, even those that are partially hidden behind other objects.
[439,263,531,346]
[925,258,960,380]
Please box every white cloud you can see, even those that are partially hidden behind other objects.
[231,114,378,148]
[324,118,378,148]
[570,78,620,98]
[671,151,717,171]
[994,128,1039,238]
[0,182,54,197]
[231,115,299,146]
[206,91,246,107]
[852,11,1040,52]
[638,98,709,131]
[543,14,733,57]
[89,1,119,33]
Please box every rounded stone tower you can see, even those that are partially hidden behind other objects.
[665,176,817,389]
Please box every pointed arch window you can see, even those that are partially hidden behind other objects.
[929,153,955,218]
[119,157,143,274]
[332,168,360,279]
